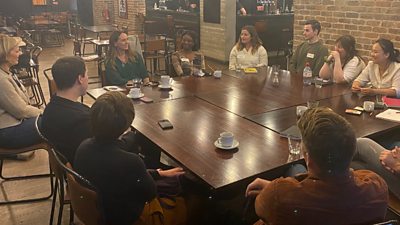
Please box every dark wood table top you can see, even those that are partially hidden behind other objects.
[246,93,400,138]
[86,71,399,190]
[194,67,352,116]
[132,97,289,190]
[82,25,117,33]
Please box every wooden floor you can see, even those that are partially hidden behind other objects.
[0,38,228,225]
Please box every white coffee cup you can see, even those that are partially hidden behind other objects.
[218,132,234,147]
[363,101,375,112]
[213,70,222,78]
[129,88,141,98]
[160,75,171,87]
[296,106,308,117]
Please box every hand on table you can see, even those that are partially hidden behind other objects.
[359,87,376,96]
[245,178,271,197]
[158,167,185,177]
[351,82,361,93]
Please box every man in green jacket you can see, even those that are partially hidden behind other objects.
[290,19,329,77]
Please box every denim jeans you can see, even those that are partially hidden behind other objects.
[0,116,43,149]
[352,138,400,199]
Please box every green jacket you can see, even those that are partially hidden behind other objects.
[105,55,148,86]
[290,39,329,77]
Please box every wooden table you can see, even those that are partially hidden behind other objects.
[86,70,399,191]
[246,93,399,138]
[82,25,117,38]
[132,97,288,190]
[90,39,109,57]
[195,67,352,117]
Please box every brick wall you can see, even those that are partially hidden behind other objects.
[200,0,236,62]
[92,0,145,34]
[293,0,400,57]
[93,0,114,25]
[113,0,145,34]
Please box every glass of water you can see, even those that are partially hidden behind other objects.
[288,136,301,155]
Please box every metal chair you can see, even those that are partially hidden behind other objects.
[0,142,53,204]
[48,147,73,225]
[65,164,105,225]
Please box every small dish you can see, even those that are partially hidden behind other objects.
[158,84,172,89]
[127,93,144,99]
[214,139,239,150]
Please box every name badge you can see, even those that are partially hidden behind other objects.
[307,53,315,59]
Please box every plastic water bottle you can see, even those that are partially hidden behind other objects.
[303,62,312,85]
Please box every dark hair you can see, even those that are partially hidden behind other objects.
[235,25,263,54]
[180,30,199,51]
[51,56,86,90]
[375,38,400,63]
[91,91,135,142]
[297,107,356,177]
[107,31,138,70]
[336,35,362,67]
[305,19,321,35]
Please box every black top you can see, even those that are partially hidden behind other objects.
[74,138,157,225]
[40,95,139,164]
[41,95,92,163]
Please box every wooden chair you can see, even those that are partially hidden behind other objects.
[0,142,53,204]
[43,68,58,97]
[65,163,105,225]
[389,192,400,217]
[143,36,169,76]
[48,147,73,225]
[78,25,95,56]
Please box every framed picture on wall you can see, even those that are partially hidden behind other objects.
[119,0,128,18]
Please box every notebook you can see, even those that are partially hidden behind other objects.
[375,109,400,123]
[382,96,400,109]
[243,68,258,74]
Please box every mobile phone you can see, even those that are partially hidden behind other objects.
[158,119,173,130]
[345,109,362,115]
[140,96,153,103]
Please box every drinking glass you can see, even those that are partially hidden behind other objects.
[288,136,301,155]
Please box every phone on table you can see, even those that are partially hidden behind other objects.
[345,109,362,115]
[158,119,173,130]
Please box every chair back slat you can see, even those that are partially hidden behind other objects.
[66,163,103,225]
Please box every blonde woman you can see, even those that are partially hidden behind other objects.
[0,34,42,148]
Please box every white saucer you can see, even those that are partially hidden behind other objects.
[127,93,144,99]
[158,84,172,89]
[214,139,239,150]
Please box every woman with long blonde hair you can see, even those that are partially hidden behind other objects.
[105,31,149,86]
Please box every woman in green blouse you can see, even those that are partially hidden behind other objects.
[105,31,149,86]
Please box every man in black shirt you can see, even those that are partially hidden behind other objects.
[41,56,156,165]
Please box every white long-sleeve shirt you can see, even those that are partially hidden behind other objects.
[229,45,268,70]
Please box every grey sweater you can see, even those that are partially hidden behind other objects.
[0,69,41,129]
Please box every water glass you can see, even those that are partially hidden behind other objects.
[288,136,301,155]
[235,64,242,73]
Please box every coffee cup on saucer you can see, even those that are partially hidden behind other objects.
[363,101,375,112]
[296,106,308,118]
[129,88,141,98]
[160,75,172,88]
[218,132,234,147]
[213,70,222,78]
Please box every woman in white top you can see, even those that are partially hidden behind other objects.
[352,38,400,97]
[0,34,43,148]
[229,25,268,70]
[319,35,365,84]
